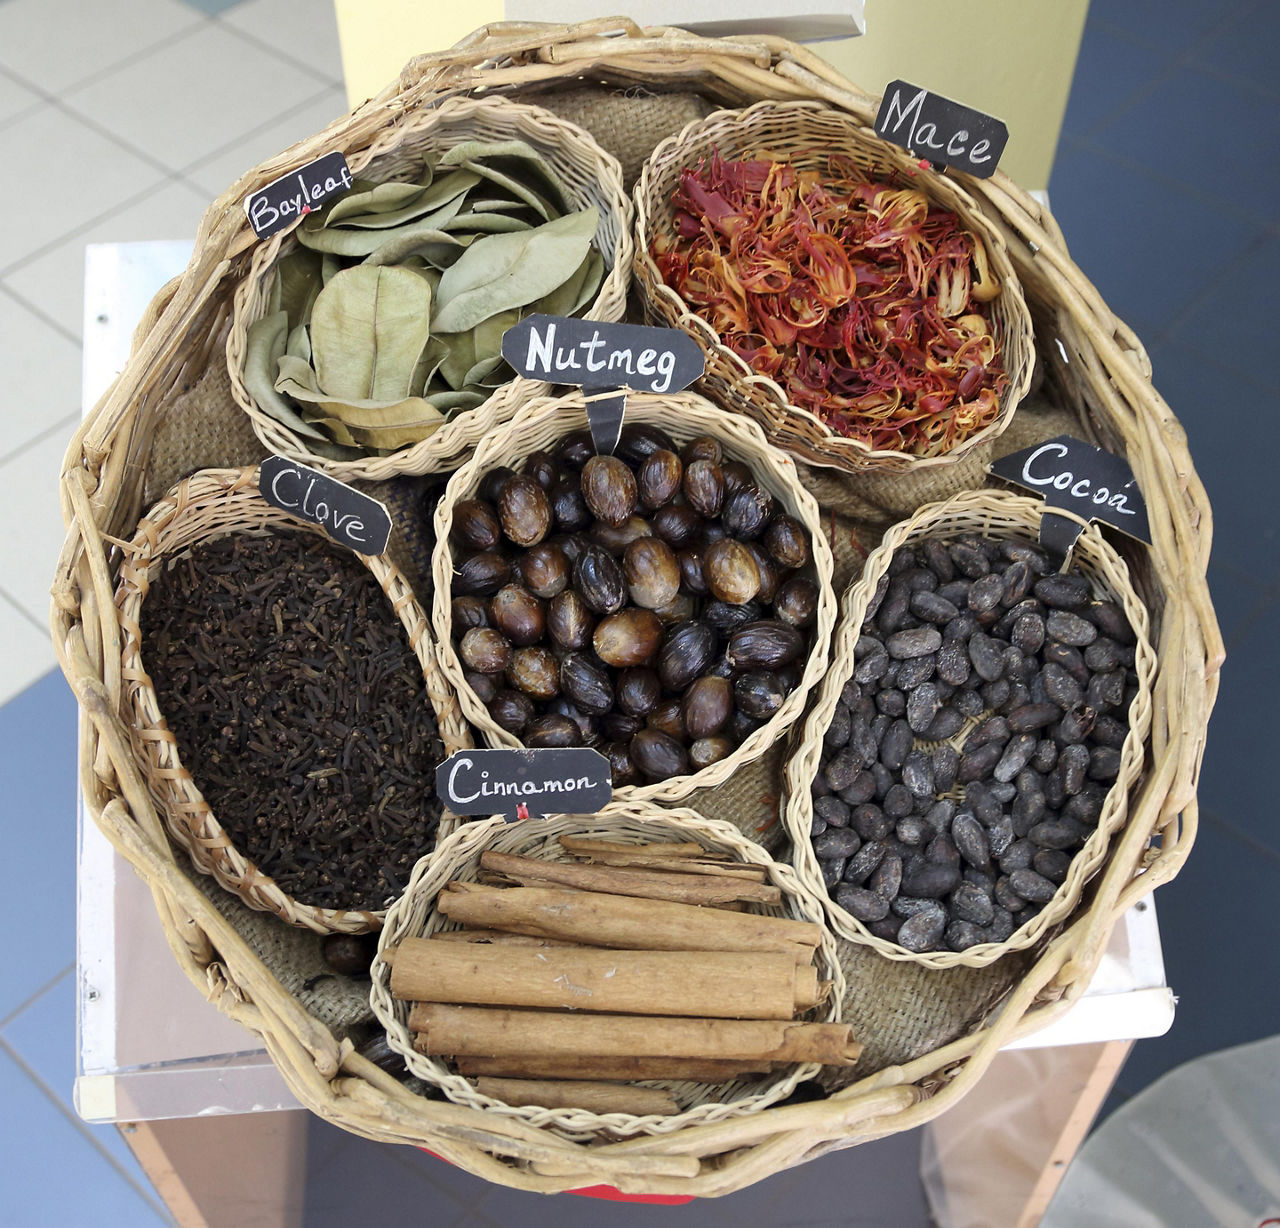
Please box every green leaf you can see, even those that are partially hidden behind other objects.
[268,249,323,330]
[308,266,435,402]
[242,312,329,441]
[322,180,428,226]
[430,208,598,334]
[360,226,467,268]
[440,211,534,235]
[437,139,573,216]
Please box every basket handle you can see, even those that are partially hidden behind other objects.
[398,18,646,91]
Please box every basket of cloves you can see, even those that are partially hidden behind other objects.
[114,467,473,933]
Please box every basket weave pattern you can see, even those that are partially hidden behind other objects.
[783,490,1157,968]
[113,467,474,933]
[227,93,634,481]
[370,806,845,1139]
[50,20,1222,1198]
[633,99,1036,475]
[430,388,837,805]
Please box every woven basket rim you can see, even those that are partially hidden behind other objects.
[112,466,474,933]
[226,91,635,481]
[429,386,837,807]
[369,805,845,1139]
[633,96,1036,474]
[783,488,1157,968]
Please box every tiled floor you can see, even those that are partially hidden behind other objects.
[0,0,1276,1224]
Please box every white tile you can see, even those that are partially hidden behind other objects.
[0,427,82,628]
[185,83,350,199]
[63,24,335,175]
[0,292,81,454]
[0,67,41,128]
[0,106,168,273]
[3,182,210,340]
[0,601,57,705]
[220,0,344,84]
[0,0,202,95]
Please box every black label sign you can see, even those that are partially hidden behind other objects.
[874,81,1008,177]
[436,747,613,820]
[989,436,1151,556]
[501,316,705,395]
[258,456,392,555]
[244,152,354,240]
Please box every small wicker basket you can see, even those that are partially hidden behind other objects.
[369,805,844,1140]
[228,93,633,481]
[634,98,1035,476]
[113,467,474,933]
[783,489,1156,968]
[430,387,837,806]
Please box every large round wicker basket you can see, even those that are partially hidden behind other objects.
[51,19,1221,1199]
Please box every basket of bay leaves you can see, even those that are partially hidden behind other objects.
[228,93,632,479]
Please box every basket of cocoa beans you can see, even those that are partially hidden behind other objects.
[783,489,1156,967]
[431,388,837,805]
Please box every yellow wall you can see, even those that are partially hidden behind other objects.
[335,1,1087,188]
[814,0,1088,189]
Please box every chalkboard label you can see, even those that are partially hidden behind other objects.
[258,456,392,555]
[435,747,613,820]
[244,152,354,240]
[874,81,1008,177]
[501,316,705,395]
[989,436,1151,556]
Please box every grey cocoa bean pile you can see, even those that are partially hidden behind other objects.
[807,534,1139,954]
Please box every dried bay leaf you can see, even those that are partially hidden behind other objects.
[269,249,324,331]
[431,207,598,334]
[243,311,329,441]
[438,138,573,216]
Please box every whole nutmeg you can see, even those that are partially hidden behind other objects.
[775,576,819,628]
[514,542,570,600]
[525,714,582,747]
[463,669,498,704]
[683,459,725,518]
[616,668,662,716]
[451,499,501,552]
[637,450,683,509]
[602,740,641,787]
[490,584,545,646]
[523,451,558,491]
[681,436,722,466]
[657,620,717,691]
[746,542,780,604]
[764,515,810,570]
[734,670,788,719]
[677,546,710,597]
[726,620,804,671]
[617,423,678,467]
[459,626,512,674]
[721,460,752,497]
[722,483,774,539]
[623,537,681,610]
[581,455,638,527]
[506,646,560,700]
[653,592,697,625]
[681,675,733,739]
[631,728,690,780]
[555,430,595,472]
[705,539,761,605]
[453,551,511,597]
[478,466,518,503]
[488,689,535,734]
[559,652,615,715]
[592,515,653,554]
[690,737,734,770]
[593,608,663,668]
[573,544,626,615]
[546,589,595,652]
[651,503,701,548]
[646,697,687,741]
[497,475,552,547]
[451,595,490,632]
[550,478,592,533]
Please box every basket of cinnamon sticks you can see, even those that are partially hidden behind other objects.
[369,805,850,1137]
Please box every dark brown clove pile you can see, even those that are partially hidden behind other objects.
[140,531,445,911]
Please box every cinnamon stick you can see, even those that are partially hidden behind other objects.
[428,929,581,948]
[437,883,821,961]
[474,1077,679,1116]
[454,1054,775,1082]
[410,1003,862,1065]
[479,851,781,906]
[558,838,707,858]
[390,940,806,1019]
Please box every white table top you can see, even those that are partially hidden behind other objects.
[75,240,1173,1123]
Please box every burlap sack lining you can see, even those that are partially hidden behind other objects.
[128,82,1097,1072]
